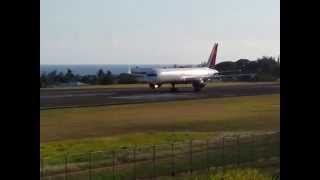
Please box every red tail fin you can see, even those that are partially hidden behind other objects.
[207,43,218,69]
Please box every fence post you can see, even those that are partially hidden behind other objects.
[133,147,136,180]
[41,158,44,180]
[269,133,274,160]
[264,134,268,160]
[222,137,225,172]
[251,134,255,165]
[206,139,209,172]
[236,135,240,167]
[171,143,175,177]
[112,150,116,180]
[89,152,92,180]
[189,140,193,174]
[152,145,156,179]
[65,155,68,180]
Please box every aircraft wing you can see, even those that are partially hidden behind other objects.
[181,76,211,82]
[181,76,198,81]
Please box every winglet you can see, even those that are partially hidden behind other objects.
[207,43,218,69]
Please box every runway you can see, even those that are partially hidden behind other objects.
[40,82,280,110]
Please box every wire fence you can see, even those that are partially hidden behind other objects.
[40,132,280,180]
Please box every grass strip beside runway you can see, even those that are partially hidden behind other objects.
[41,94,279,158]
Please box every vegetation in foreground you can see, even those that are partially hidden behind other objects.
[206,169,276,180]
[162,168,277,180]
[41,131,217,158]
[41,132,279,179]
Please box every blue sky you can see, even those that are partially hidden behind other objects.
[41,0,280,65]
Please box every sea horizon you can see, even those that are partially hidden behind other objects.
[40,64,195,75]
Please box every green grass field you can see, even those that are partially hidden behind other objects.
[41,94,279,158]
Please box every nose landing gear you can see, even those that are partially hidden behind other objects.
[149,83,161,89]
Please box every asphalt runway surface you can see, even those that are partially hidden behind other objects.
[40,83,280,110]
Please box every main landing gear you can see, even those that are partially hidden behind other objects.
[192,81,206,92]
[170,83,178,92]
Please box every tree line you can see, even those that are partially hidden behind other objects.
[40,56,280,88]
[214,56,280,81]
[40,69,137,88]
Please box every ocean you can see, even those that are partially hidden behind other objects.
[40,64,179,76]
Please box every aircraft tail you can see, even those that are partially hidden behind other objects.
[207,43,218,69]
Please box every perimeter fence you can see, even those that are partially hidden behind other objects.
[41,132,280,180]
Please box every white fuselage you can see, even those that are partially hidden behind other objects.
[132,67,218,84]
[129,43,219,91]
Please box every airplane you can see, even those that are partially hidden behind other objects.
[129,43,220,92]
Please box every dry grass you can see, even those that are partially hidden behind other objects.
[40,94,280,143]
